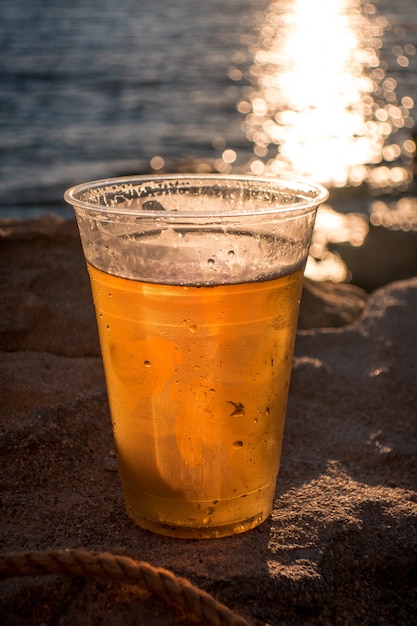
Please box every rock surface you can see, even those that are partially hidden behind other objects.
[330,220,417,292]
[0,216,416,625]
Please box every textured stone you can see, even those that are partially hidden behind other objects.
[0,217,416,626]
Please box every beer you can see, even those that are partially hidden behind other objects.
[88,262,304,538]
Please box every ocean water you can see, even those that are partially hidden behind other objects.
[1,0,416,218]
[0,0,258,217]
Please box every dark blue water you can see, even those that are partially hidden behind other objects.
[0,0,259,216]
[1,0,416,218]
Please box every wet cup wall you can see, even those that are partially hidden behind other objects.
[65,174,328,538]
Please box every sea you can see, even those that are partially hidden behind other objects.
[1,0,416,221]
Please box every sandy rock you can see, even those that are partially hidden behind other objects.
[299,278,367,330]
[0,217,99,356]
[0,217,416,625]
[330,221,417,292]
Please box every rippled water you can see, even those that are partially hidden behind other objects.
[0,0,256,216]
[1,0,416,219]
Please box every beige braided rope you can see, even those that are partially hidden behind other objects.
[0,549,256,626]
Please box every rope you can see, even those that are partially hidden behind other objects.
[0,549,256,626]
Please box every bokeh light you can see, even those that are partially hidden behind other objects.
[240,0,415,191]
[305,205,369,281]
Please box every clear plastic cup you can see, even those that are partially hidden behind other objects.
[65,174,328,538]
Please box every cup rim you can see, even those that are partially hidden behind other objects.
[64,173,329,219]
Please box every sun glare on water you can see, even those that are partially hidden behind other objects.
[241,0,415,189]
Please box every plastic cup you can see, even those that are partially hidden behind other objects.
[64,174,328,538]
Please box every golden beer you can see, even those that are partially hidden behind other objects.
[88,262,304,538]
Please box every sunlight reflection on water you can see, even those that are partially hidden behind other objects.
[306,206,369,281]
[240,0,415,191]
[230,0,417,282]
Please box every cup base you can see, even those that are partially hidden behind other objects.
[125,506,270,539]
[121,480,275,539]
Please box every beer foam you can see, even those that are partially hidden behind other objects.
[79,222,306,285]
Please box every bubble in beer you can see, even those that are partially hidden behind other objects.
[207,258,215,266]
[144,360,151,367]
[228,250,235,257]
[233,440,244,448]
